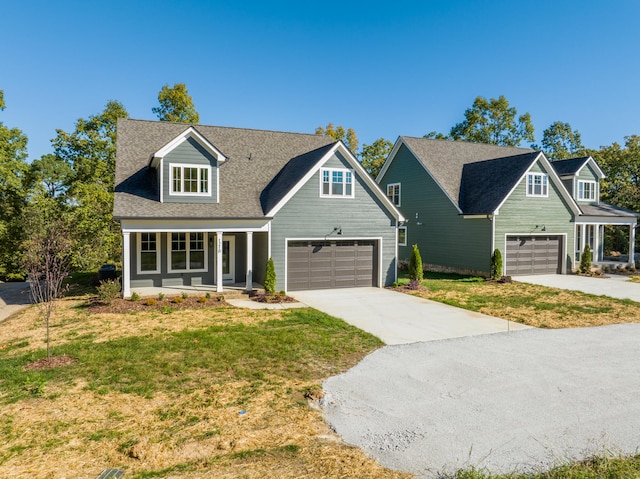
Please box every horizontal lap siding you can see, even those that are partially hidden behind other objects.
[163,137,218,204]
[271,151,397,291]
[495,162,574,274]
[380,144,491,274]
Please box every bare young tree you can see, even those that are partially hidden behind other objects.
[23,213,73,361]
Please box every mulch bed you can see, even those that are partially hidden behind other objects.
[24,355,77,371]
[249,292,297,303]
[87,295,229,314]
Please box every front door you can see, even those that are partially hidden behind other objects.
[222,237,235,282]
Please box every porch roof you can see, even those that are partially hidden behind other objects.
[579,202,639,219]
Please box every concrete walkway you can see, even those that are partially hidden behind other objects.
[0,282,31,323]
[515,274,640,302]
[291,287,530,344]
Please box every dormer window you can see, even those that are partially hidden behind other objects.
[577,180,596,201]
[170,164,211,196]
[526,173,548,197]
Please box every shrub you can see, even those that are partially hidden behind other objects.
[580,244,592,274]
[217,295,224,302]
[144,298,157,306]
[130,291,140,302]
[197,296,207,303]
[158,292,165,300]
[205,292,211,299]
[172,296,184,304]
[96,279,121,305]
[490,248,503,280]
[181,291,188,299]
[264,257,276,295]
[408,244,423,282]
[4,272,27,282]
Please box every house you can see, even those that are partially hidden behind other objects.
[376,137,638,276]
[113,119,403,297]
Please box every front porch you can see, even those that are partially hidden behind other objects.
[575,220,636,268]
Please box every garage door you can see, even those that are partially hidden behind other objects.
[505,235,562,275]
[287,240,377,291]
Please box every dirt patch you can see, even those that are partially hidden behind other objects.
[23,354,77,371]
[249,292,297,304]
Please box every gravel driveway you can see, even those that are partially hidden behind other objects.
[323,324,640,478]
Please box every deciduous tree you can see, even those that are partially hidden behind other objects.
[315,123,358,153]
[449,95,534,147]
[152,83,200,124]
[536,121,584,160]
[360,138,393,178]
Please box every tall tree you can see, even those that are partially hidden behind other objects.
[423,131,449,140]
[30,153,72,199]
[0,89,30,278]
[536,121,584,160]
[152,83,200,124]
[315,123,358,153]
[361,138,393,178]
[449,95,535,147]
[51,100,129,269]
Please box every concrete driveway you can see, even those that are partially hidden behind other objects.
[291,287,530,344]
[323,324,640,478]
[515,274,640,302]
[0,282,31,323]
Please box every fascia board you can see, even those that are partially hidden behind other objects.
[149,127,227,168]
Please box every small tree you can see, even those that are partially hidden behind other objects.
[491,248,503,280]
[22,207,73,361]
[409,244,423,282]
[580,244,592,274]
[264,257,276,295]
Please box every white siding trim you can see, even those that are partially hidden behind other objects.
[150,127,227,168]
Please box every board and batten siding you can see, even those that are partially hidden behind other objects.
[494,161,575,273]
[162,136,218,204]
[379,144,492,274]
[270,151,398,291]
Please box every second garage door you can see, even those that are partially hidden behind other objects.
[287,240,377,291]
[505,235,562,275]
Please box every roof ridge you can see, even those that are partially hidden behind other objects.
[401,135,533,151]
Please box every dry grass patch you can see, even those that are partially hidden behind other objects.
[400,275,640,328]
[0,298,408,479]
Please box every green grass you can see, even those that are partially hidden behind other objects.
[0,308,382,404]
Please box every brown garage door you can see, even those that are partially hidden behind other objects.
[505,235,562,275]
[287,240,377,291]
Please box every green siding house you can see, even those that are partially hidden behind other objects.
[377,137,637,276]
[114,119,403,297]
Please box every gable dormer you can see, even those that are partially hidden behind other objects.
[550,157,604,206]
[149,127,227,204]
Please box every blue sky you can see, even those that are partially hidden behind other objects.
[2,0,639,160]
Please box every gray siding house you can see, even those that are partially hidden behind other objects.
[377,137,637,276]
[114,119,403,297]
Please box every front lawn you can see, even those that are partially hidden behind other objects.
[396,272,640,328]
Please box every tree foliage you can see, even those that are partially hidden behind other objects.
[153,83,200,124]
[491,248,503,280]
[0,89,30,278]
[409,244,423,282]
[423,131,449,140]
[448,95,535,147]
[536,121,584,160]
[315,123,358,153]
[579,244,592,274]
[30,153,72,198]
[264,257,276,295]
[360,138,393,178]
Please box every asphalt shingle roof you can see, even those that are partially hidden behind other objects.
[114,119,335,219]
[579,202,639,218]
[400,137,535,213]
[550,157,591,176]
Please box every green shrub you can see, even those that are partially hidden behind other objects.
[490,248,503,280]
[580,244,592,274]
[158,292,165,300]
[181,291,189,299]
[4,272,27,282]
[96,279,121,305]
[264,257,276,295]
[130,291,140,302]
[408,244,423,282]
[205,292,211,299]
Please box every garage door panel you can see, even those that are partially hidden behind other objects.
[287,240,377,291]
[506,235,561,275]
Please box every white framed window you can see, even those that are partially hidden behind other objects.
[320,168,354,198]
[526,173,548,197]
[398,226,407,246]
[577,180,596,201]
[169,164,211,196]
[168,232,207,272]
[387,183,401,206]
[137,232,160,274]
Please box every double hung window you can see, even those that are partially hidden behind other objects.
[170,232,206,272]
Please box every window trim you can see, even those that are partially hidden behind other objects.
[319,167,355,198]
[136,232,161,275]
[526,173,549,197]
[169,163,212,197]
[167,232,208,273]
[577,180,597,201]
[398,226,407,246]
[387,183,401,207]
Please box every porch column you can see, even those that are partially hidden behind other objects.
[580,223,586,256]
[594,223,600,263]
[246,232,253,292]
[122,231,131,298]
[216,231,223,293]
[630,224,636,266]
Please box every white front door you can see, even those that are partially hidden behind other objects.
[222,237,235,282]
